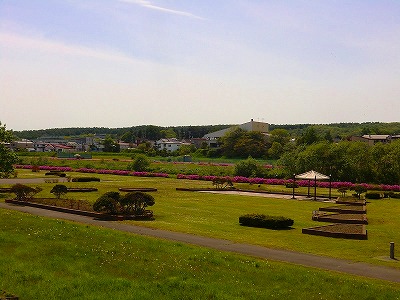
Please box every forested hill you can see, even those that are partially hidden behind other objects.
[13,124,234,140]
[13,122,400,141]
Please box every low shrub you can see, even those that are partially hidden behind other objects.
[71,177,100,182]
[239,214,294,229]
[10,184,42,201]
[285,183,298,188]
[45,171,66,177]
[390,193,400,199]
[365,192,383,199]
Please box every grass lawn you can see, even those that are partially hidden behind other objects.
[1,170,400,270]
[0,209,399,299]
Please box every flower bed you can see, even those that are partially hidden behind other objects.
[13,164,400,192]
[4,199,153,220]
[14,165,169,178]
[319,205,366,214]
[312,213,368,224]
[302,224,367,240]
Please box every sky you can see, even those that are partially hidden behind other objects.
[1,0,400,131]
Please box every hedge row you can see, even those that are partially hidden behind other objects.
[71,177,100,182]
[239,214,294,229]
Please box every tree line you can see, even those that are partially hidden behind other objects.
[277,140,400,185]
[14,122,400,142]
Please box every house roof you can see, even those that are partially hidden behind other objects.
[361,135,391,140]
[296,170,330,180]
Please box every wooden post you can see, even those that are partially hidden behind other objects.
[390,242,395,259]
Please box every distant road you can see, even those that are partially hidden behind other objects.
[0,178,68,184]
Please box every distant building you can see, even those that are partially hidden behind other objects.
[350,134,392,146]
[156,138,190,152]
[10,139,35,151]
[203,119,269,147]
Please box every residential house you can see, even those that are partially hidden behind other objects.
[156,138,189,152]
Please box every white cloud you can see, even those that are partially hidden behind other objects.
[0,31,136,64]
[118,0,204,20]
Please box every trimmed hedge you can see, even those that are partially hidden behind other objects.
[365,192,383,199]
[71,177,100,182]
[391,193,400,199]
[239,214,294,229]
[45,171,66,177]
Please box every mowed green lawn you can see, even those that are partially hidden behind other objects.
[2,170,400,269]
[1,209,400,299]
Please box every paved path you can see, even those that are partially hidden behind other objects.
[1,202,400,283]
[0,178,68,184]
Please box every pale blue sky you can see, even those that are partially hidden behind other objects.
[1,1,399,131]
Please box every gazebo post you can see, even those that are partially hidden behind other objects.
[314,175,317,200]
[307,180,310,197]
[292,174,296,199]
[329,174,332,200]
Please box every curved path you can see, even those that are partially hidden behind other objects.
[0,202,399,283]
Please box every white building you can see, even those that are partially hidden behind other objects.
[156,138,190,152]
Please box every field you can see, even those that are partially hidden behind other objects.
[1,164,400,298]
[1,209,400,299]
[2,169,400,266]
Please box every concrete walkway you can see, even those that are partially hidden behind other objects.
[0,202,399,284]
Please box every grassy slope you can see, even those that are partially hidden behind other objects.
[0,209,399,300]
[1,170,400,269]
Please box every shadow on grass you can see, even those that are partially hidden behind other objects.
[239,224,295,231]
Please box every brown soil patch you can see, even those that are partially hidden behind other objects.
[302,224,367,239]
[319,204,366,214]
[313,213,368,224]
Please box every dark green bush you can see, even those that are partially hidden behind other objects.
[234,157,266,178]
[239,214,294,229]
[391,193,400,199]
[45,171,66,177]
[365,192,383,199]
[72,177,100,182]
[93,192,120,214]
[93,191,155,216]
[285,182,298,188]
[127,154,150,172]
[10,184,42,201]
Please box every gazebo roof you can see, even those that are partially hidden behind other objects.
[295,170,330,180]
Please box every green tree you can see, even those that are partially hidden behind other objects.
[0,122,18,178]
[268,141,284,159]
[270,129,290,145]
[220,127,245,158]
[128,154,150,172]
[298,127,319,145]
[178,144,195,156]
[233,131,268,158]
[160,128,177,138]
[234,157,265,178]
[119,192,155,215]
[93,192,121,214]
[103,136,120,153]
[50,184,68,199]
[351,185,367,199]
